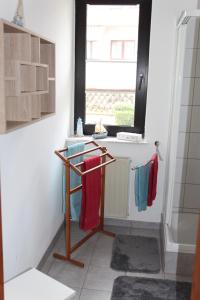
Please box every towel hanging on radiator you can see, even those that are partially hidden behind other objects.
[148,153,158,206]
[134,153,159,212]
[135,162,151,211]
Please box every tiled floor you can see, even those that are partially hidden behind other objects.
[38,223,192,300]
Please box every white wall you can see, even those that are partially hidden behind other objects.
[0,0,74,281]
[71,0,199,223]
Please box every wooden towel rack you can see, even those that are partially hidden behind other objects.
[54,140,116,268]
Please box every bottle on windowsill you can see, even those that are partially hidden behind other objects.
[76,117,84,137]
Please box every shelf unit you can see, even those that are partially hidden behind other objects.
[0,19,56,133]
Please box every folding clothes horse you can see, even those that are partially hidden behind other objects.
[54,141,116,267]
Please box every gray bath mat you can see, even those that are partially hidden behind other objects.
[111,276,191,300]
[111,235,160,273]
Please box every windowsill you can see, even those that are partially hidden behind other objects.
[66,135,148,144]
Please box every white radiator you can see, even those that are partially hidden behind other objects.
[105,157,130,218]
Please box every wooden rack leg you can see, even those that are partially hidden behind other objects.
[65,162,72,260]
[53,162,84,268]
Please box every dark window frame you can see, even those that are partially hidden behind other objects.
[74,0,152,136]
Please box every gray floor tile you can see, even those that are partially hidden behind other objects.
[90,251,112,268]
[104,225,130,235]
[105,218,131,228]
[83,265,125,292]
[52,224,98,259]
[70,287,81,300]
[71,222,99,239]
[72,243,96,266]
[90,235,113,267]
[80,289,111,300]
[71,232,87,244]
[130,227,160,238]
[48,259,88,289]
[95,234,114,249]
[38,255,54,275]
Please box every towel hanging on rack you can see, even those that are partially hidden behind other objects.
[80,156,102,231]
[62,142,85,220]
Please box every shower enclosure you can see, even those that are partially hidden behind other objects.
[165,10,200,276]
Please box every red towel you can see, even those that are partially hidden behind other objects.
[148,153,158,207]
[80,156,102,231]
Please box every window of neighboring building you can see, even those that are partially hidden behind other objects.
[87,40,99,59]
[111,40,135,60]
[75,0,152,136]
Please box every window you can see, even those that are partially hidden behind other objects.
[111,40,135,60]
[75,0,152,136]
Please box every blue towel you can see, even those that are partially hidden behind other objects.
[135,162,151,212]
[62,142,85,220]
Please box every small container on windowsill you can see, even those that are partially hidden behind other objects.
[117,132,142,142]
[92,132,108,139]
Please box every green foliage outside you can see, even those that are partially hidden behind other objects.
[114,102,134,126]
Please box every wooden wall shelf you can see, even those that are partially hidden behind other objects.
[0,19,56,134]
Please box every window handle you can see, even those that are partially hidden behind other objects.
[138,73,144,90]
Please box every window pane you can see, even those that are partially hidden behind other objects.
[87,41,92,59]
[85,5,139,127]
[124,41,135,60]
[111,41,122,60]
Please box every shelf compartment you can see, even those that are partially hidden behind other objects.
[31,95,41,119]
[5,61,20,96]
[31,36,40,63]
[5,79,19,97]
[6,96,32,122]
[4,33,31,62]
[36,66,48,91]
[20,64,36,92]
[41,80,55,113]
[40,43,55,78]
[5,60,18,77]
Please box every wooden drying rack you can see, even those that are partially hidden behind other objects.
[54,140,116,268]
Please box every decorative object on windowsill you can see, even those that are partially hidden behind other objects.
[117,132,142,142]
[13,0,25,27]
[76,117,84,137]
[92,119,108,139]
